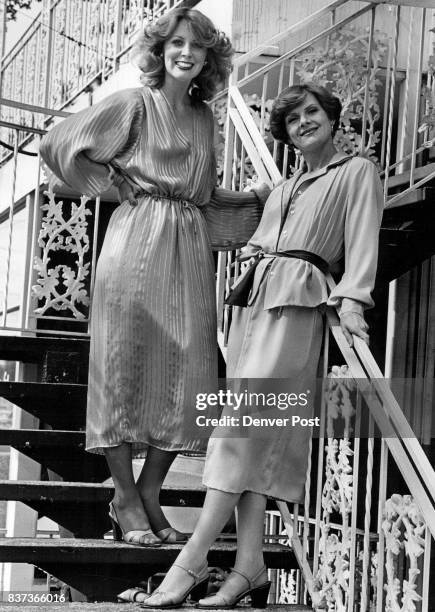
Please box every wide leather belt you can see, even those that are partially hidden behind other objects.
[225,249,329,307]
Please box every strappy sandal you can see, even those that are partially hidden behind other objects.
[117,586,148,603]
[156,527,189,543]
[140,563,209,609]
[196,566,271,609]
[109,501,161,547]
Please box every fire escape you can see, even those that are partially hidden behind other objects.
[0,0,434,608]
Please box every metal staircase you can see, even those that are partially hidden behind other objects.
[0,335,299,601]
[0,0,435,607]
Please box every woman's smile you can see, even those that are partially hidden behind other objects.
[285,92,332,152]
[163,20,207,83]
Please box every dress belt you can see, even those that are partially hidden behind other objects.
[225,249,329,308]
[133,190,198,208]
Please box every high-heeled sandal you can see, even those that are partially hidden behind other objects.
[117,586,148,603]
[140,563,209,609]
[196,566,271,609]
[109,501,161,547]
[156,527,189,543]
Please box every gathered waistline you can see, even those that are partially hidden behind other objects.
[134,190,199,208]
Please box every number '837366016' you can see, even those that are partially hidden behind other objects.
[5,591,66,603]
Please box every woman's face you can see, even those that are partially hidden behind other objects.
[163,20,207,86]
[284,92,333,153]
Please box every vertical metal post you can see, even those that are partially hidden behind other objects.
[42,0,54,109]
[409,8,426,188]
[113,0,123,73]
[359,7,376,155]
[313,324,329,576]
[380,37,393,168]
[25,143,44,331]
[383,5,400,201]
[0,0,7,98]
[375,440,388,612]
[2,130,19,327]
[360,420,375,612]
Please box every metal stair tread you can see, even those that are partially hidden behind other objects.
[0,479,206,506]
[0,380,87,391]
[0,480,279,510]
[385,162,435,190]
[0,334,90,363]
[0,429,85,446]
[0,538,296,569]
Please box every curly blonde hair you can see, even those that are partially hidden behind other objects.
[131,8,233,103]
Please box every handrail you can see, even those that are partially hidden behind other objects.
[0,98,71,118]
[235,4,375,90]
[386,168,435,207]
[229,86,282,185]
[326,310,435,538]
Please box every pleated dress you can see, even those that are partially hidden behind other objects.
[39,86,261,457]
[203,155,384,502]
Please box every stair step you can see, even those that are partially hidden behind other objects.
[0,334,90,364]
[0,480,207,537]
[6,606,310,611]
[386,162,435,191]
[0,429,108,482]
[0,381,87,429]
[0,538,296,601]
[0,537,293,566]
[0,480,278,510]
[0,480,205,505]
[0,480,281,537]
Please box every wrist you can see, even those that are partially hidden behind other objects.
[107,164,125,188]
[339,298,365,317]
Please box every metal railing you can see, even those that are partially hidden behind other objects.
[0,0,434,608]
[0,0,197,161]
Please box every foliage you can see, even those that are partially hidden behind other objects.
[295,26,389,163]
[213,25,389,182]
[5,0,42,21]
[420,51,435,138]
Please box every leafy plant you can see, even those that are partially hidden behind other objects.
[295,26,389,163]
[5,0,42,21]
[213,24,390,180]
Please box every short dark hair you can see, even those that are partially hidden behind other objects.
[270,83,342,146]
[131,8,233,103]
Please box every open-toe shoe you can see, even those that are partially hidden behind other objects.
[196,566,270,609]
[156,527,189,543]
[140,563,209,609]
[117,586,148,603]
[109,501,161,547]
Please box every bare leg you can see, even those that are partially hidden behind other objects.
[233,491,267,574]
[197,491,267,605]
[136,446,177,532]
[142,488,240,606]
[104,442,153,534]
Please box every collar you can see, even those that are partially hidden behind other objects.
[281,153,354,201]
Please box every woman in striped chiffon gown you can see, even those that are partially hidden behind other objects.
[40,8,268,549]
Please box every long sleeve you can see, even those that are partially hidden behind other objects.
[204,187,263,250]
[39,88,145,197]
[327,158,384,310]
